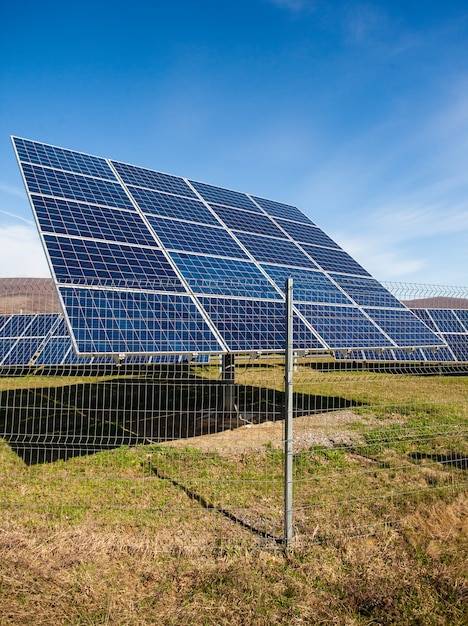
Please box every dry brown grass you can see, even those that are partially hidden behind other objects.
[0,493,466,625]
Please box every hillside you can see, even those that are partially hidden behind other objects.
[0,278,60,314]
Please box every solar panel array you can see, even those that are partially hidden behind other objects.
[0,313,87,366]
[13,137,446,356]
[335,308,468,363]
[0,313,207,366]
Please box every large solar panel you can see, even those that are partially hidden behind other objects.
[12,137,446,357]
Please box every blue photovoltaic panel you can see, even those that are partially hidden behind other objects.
[111,160,198,198]
[13,137,447,356]
[453,309,468,330]
[2,338,43,366]
[0,315,10,331]
[275,219,341,249]
[235,232,318,268]
[411,308,438,332]
[0,314,35,338]
[296,304,394,349]
[169,252,280,299]
[60,287,222,354]
[252,196,315,224]
[32,195,158,246]
[428,309,466,333]
[422,346,458,362]
[0,313,60,366]
[146,216,249,258]
[22,313,58,337]
[330,275,405,308]
[0,339,18,363]
[22,163,134,209]
[189,180,261,212]
[437,334,468,361]
[199,297,324,352]
[14,137,116,180]
[363,308,446,347]
[128,186,219,225]
[209,204,286,238]
[44,235,185,288]
[260,265,350,304]
[301,244,371,276]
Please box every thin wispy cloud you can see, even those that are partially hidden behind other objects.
[343,3,389,44]
[0,209,34,225]
[0,225,49,277]
[0,181,26,198]
[268,0,314,13]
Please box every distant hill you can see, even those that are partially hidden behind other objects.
[402,297,468,310]
[0,278,60,314]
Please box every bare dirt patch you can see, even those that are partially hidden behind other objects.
[161,409,397,453]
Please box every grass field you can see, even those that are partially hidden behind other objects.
[0,363,467,624]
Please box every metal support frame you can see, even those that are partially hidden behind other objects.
[284,277,294,547]
[222,353,236,412]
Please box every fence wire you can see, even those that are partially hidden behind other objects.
[0,278,467,550]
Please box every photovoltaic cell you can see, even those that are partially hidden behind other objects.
[199,297,325,352]
[235,232,318,268]
[22,163,134,209]
[428,309,466,333]
[209,204,286,237]
[190,180,261,212]
[330,275,405,308]
[363,308,446,347]
[128,186,219,225]
[0,339,17,362]
[60,287,222,354]
[453,309,468,330]
[169,252,280,298]
[0,314,35,338]
[301,244,371,276]
[439,334,468,361]
[32,195,158,246]
[260,265,350,304]
[252,196,315,224]
[44,235,184,288]
[146,216,249,258]
[296,304,393,349]
[111,161,197,198]
[275,219,341,249]
[411,308,438,332]
[14,137,116,180]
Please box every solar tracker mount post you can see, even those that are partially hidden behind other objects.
[12,136,447,360]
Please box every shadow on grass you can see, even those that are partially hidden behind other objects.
[409,451,468,470]
[0,366,359,465]
[148,462,283,545]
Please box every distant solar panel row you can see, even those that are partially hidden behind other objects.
[13,137,446,356]
[335,308,468,362]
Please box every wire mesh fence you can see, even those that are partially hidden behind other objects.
[0,278,467,550]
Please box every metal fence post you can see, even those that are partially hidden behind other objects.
[284,277,294,547]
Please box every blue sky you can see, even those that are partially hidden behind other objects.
[1,0,467,285]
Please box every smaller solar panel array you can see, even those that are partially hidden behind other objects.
[0,313,84,366]
[335,308,468,363]
[0,314,207,366]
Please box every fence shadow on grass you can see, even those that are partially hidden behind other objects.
[0,365,359,465]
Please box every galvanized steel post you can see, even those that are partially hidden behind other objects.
[284,277,294,547]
